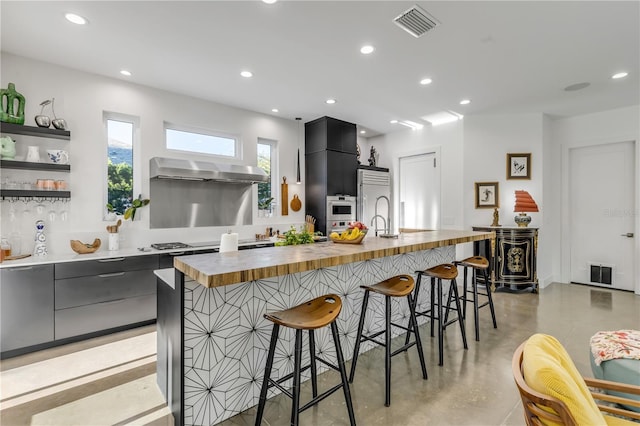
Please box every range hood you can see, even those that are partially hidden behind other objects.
[150,157,268,183]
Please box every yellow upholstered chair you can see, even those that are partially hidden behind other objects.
[512,333,640,426]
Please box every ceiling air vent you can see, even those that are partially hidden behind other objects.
[393,5,440,38]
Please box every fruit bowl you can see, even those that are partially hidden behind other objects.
[330,229,367,244]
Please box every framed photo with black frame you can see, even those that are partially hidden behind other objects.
[507,153,531,179]
[475,181,499,209]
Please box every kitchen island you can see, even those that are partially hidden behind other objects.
[157,230,494,425]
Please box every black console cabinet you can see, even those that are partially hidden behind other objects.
[472,226,539,292]
[305,116,357,234]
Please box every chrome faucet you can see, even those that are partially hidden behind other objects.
[372,195,391,236]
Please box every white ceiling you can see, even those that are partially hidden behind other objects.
[1,1,638,136]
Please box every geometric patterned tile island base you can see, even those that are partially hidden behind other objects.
[182,246,454,425]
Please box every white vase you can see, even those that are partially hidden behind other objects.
[108,233,119,251]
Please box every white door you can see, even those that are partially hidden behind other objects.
[569,141,635,291]
[399,152,440,230]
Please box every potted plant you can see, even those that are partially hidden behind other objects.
[258,197,274,217]
[106,194,150,221]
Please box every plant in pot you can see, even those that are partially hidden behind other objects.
[258,197,274,217]
[106,194,150,221]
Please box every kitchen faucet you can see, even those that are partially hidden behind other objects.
[372,195,391,236]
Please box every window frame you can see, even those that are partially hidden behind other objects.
[164,122,242,160]
[103,111,140,220]
[257,138,278,217]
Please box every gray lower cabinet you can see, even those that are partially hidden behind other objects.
[0,264,54,352]
[54,255,159,340]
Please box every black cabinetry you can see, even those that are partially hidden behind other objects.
[305,116,357,235]
[473,226,538,292]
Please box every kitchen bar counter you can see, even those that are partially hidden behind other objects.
[158,229,494,425]
[174,229,494,288]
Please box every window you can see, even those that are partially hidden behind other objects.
[165,123,239,158]
[257,139,277,212]
[105,113,139,216]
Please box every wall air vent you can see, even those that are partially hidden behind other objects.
[393,5,440,38]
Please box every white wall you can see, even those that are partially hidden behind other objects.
[551,105,640,294]
[365,121,464,230]
[1,53,305,254]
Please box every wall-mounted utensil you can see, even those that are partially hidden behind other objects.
[281,176,289,216]
[290,194,302,212]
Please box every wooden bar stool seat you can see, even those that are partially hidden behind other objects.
[264,294,342,330]
[349,274,428,407]
[256,294,356,426]
[409,263,468,366]
[453,255,497,341]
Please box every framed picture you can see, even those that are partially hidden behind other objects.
[475,182,499,209]
[507,153,531,179]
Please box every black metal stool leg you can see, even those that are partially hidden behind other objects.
[291,329,303,426]
[256,324,280,425]
[331,322,356,426]
[405,273,422,348]
[450,279,468,349]
[484,269,498,328]
[462,266,469,320]
[407,293,428,380]
[309,329,318,398]
[384,295,392,407]
[437,277,444,366]
[349,290,370,382]
[430,277,436,338]
[472,269,480,341]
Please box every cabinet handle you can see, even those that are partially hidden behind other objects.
[98,272,126,278]
[98,257,126,262]
[5,266,34,271]
[95,298,126,306]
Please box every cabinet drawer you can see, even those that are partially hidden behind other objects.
[55,294,156,340]
[55,269,156,310]
[55,255,159,279]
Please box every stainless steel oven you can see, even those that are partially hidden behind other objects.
[326,195,357,233]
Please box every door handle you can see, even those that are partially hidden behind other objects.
[620,233,634,238]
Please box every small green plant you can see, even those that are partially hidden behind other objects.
[275,226,315,246]
[258,197,274,210]
[107,194,149,221]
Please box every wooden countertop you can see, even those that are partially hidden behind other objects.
[174,230,495,288]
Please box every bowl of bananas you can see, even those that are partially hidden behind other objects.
[329,222,368,244]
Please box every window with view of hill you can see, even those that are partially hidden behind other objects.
[257,139,277,213]
[105,114,137,216]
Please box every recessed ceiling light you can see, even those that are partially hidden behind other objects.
[271,108,279,113]
[564,82,590,91]
[460,99,471,105]
[420,78,432,85]
[360,130,366,134]
[120,70,132,77]
[65,13,87,25]
[262,0,277,3]
[360,45,375,55]
[325,99,336,104]
[390,120,398,124]
[240,71,253,78]
[612,72,628,79]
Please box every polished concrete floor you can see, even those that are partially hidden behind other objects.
[1,282,638,425]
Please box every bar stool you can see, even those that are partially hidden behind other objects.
[409,263,468,366]
[453,256,497,341]
[349,274,428,407]
[255,294,355,426]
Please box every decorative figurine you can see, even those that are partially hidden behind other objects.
[356,144,361,165]
[0,136,16,159]
[368,146,378,167]
[491,207,501,227]
[35,99,52,128]
[33,220,48,256]
[0,83,26,124]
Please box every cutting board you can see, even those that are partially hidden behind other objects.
[281,177,288,216]
[290,195,302,212]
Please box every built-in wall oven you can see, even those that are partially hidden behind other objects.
[326,195,357,233]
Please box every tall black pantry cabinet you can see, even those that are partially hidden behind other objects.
[305,116,358,235]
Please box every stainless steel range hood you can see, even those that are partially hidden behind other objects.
[150,157,268,183]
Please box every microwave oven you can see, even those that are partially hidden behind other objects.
[326,195,356,232]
